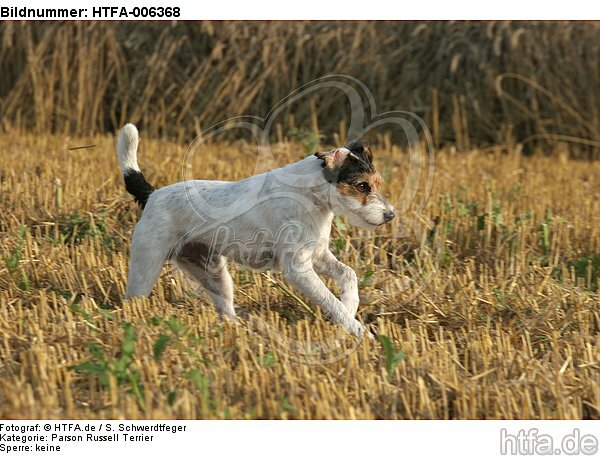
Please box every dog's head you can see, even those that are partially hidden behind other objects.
[315,140,394,230]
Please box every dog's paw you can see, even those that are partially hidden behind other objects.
[347,319,375,340]
[220,313,241,326]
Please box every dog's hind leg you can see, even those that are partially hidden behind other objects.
[175,244,236,318]
[125,220,175,298]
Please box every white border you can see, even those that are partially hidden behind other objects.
[1,420,599,456]
[2,0,599,20]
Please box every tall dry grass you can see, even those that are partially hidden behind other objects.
[1,22,599,155]
[0,131,598,418]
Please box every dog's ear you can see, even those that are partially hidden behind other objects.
[315,148,349,169]
[315,148,350,183]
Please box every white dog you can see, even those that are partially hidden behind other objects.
[117,124,394,337]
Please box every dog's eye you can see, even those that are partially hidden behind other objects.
[356,182,371,193]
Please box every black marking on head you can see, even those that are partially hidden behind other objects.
[346,140,373,164]
[123,170,155,209]
[314,139,376,185]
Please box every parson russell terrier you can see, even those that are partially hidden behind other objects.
[117,124,394,338]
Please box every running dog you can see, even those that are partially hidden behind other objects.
[117,124,394,338]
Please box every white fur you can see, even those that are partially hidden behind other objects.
[117,123,141,173]
[118,124,394,339]
[335,191,392,229]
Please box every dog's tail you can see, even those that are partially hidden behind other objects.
[116,123,155,209]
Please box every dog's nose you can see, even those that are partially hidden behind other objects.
[383,210,395,222]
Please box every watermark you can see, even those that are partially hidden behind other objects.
[500,428,599,456]
[175,74,438,364]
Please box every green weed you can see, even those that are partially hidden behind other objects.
[378,335,406,379]
[73,322,145,410]
[3,226,29,291]
[288,128,321,155]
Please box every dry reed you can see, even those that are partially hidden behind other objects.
[1,22,599,156]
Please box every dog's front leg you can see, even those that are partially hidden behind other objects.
[314,250,360,316]
[282,263,367,338]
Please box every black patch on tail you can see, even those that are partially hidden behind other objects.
[123,170,155,209]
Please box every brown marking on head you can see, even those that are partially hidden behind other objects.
[335,169,384,205]
[368,172,383,192]
[336,182,365,205]
[315,139,382,191]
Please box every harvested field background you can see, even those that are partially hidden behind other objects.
[0,21,599,155]
[0,131,598,419]
[1,21,599,419]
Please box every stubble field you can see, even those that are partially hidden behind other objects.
[0,131,599,419]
